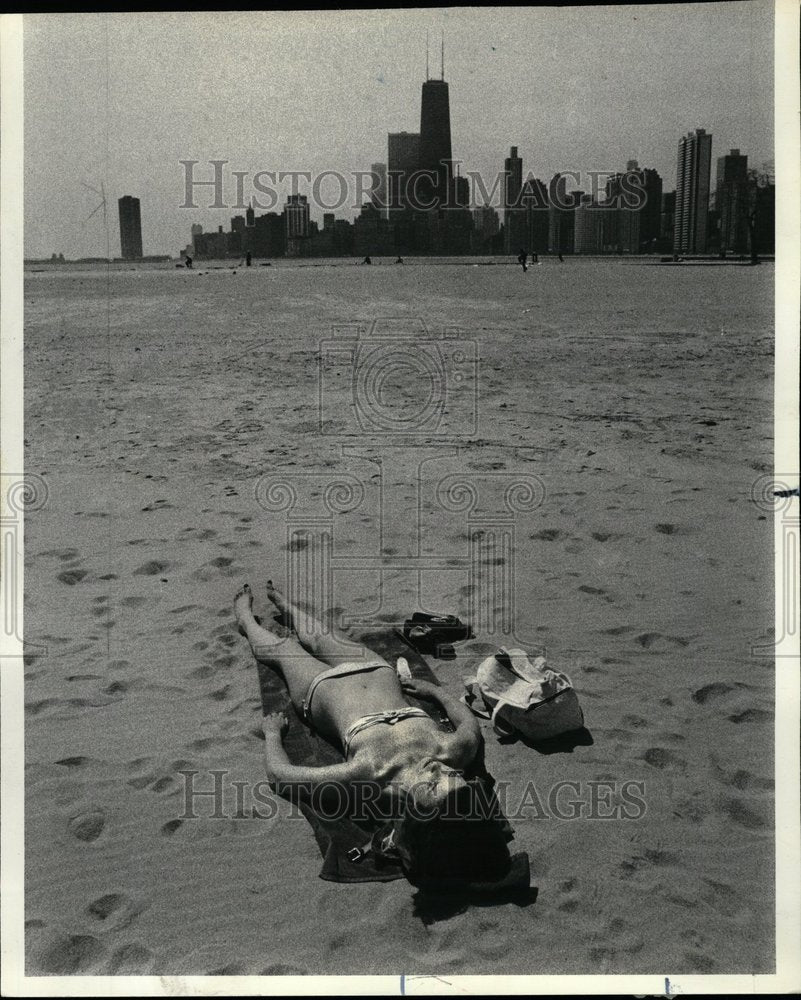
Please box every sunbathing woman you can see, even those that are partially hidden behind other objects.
[234,581,514,887]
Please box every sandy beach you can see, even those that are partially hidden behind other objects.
[22,257,775,976]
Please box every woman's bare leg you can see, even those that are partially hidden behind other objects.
[234,584,330,710]
[265,579,384,667]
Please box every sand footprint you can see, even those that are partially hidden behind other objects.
[55,756,93,768]
[259,962,309,975]
[636,632,690,650]
[643,747,687,771]
[106,943,155,974]
[556,876,580,913]
[32,931,107,974]
[126,758,196,796]
[692,681,737,704]
[68,808,106,842]
[86,891,147,930]
[133,560,171,577]
[720,796,767,830]
[728,707,773,724]
[589,917,645,966]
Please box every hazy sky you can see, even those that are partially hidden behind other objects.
[23,5,774,258]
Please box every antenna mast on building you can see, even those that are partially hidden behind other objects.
[426,31,429,79]
[441,31,445,80]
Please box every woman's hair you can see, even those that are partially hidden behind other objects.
[394,782,511,889]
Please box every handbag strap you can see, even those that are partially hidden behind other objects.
[462,679,491,719]
[490,698,517,738]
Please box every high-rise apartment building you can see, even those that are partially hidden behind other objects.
[674,128,712,253]
[624,160,663,250]
[548,174,577,254]
[522,177,549,255]
[716,148,749,253]
[473,205,499,238]
[502,146,524,253]
[603,171,641,253]
[574,194,603,254]
[118,195,143,259]
[284,194,310,239]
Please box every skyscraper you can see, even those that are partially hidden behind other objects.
[388,131,419,212]
[502,146,524,253]
[716,148,749,253]
[473,205,500,240]
[522,177,549,255]
[417,44,452,208]
[284,194,310,238]
[674,128,712,254]
[574,194,603,254]
[604,170,641,253]
[625,160,663,251]
[284,194,310,257]
[118,195,143,259]
[454,171,470,208]
[548,174,577,254]
[370,162,388,219]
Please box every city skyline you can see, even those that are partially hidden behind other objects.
[24,6,773,257]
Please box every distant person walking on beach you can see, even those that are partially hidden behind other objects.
[517,249,528,272]
[184,255,193,269]
[558,253,564,263]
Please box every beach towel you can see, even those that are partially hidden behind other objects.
[254,626,529,891]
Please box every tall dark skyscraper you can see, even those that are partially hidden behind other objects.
[716,148,749,253]
[417,41,452,207]
[388,131,419,212]
[548,174,578,254]
[370,162,388,219]
[502,146,524,252]
[523,177,549,255]
[118,195,143,259]
[674,128,712,254]
[626,160,663,251]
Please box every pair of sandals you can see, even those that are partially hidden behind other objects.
[400,612,472,660]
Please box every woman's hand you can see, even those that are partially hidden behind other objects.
[262,712,289,741]
[401,677,439,701]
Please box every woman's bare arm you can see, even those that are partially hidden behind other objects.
[262,714,358,791]
[401,679,483,766]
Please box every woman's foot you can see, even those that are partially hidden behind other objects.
[265,579,290,620]
[234,583,255,634]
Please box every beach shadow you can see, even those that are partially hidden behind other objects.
[498,726,594,755]
[413,884,538,925]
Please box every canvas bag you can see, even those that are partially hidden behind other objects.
[463,647,584,741]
